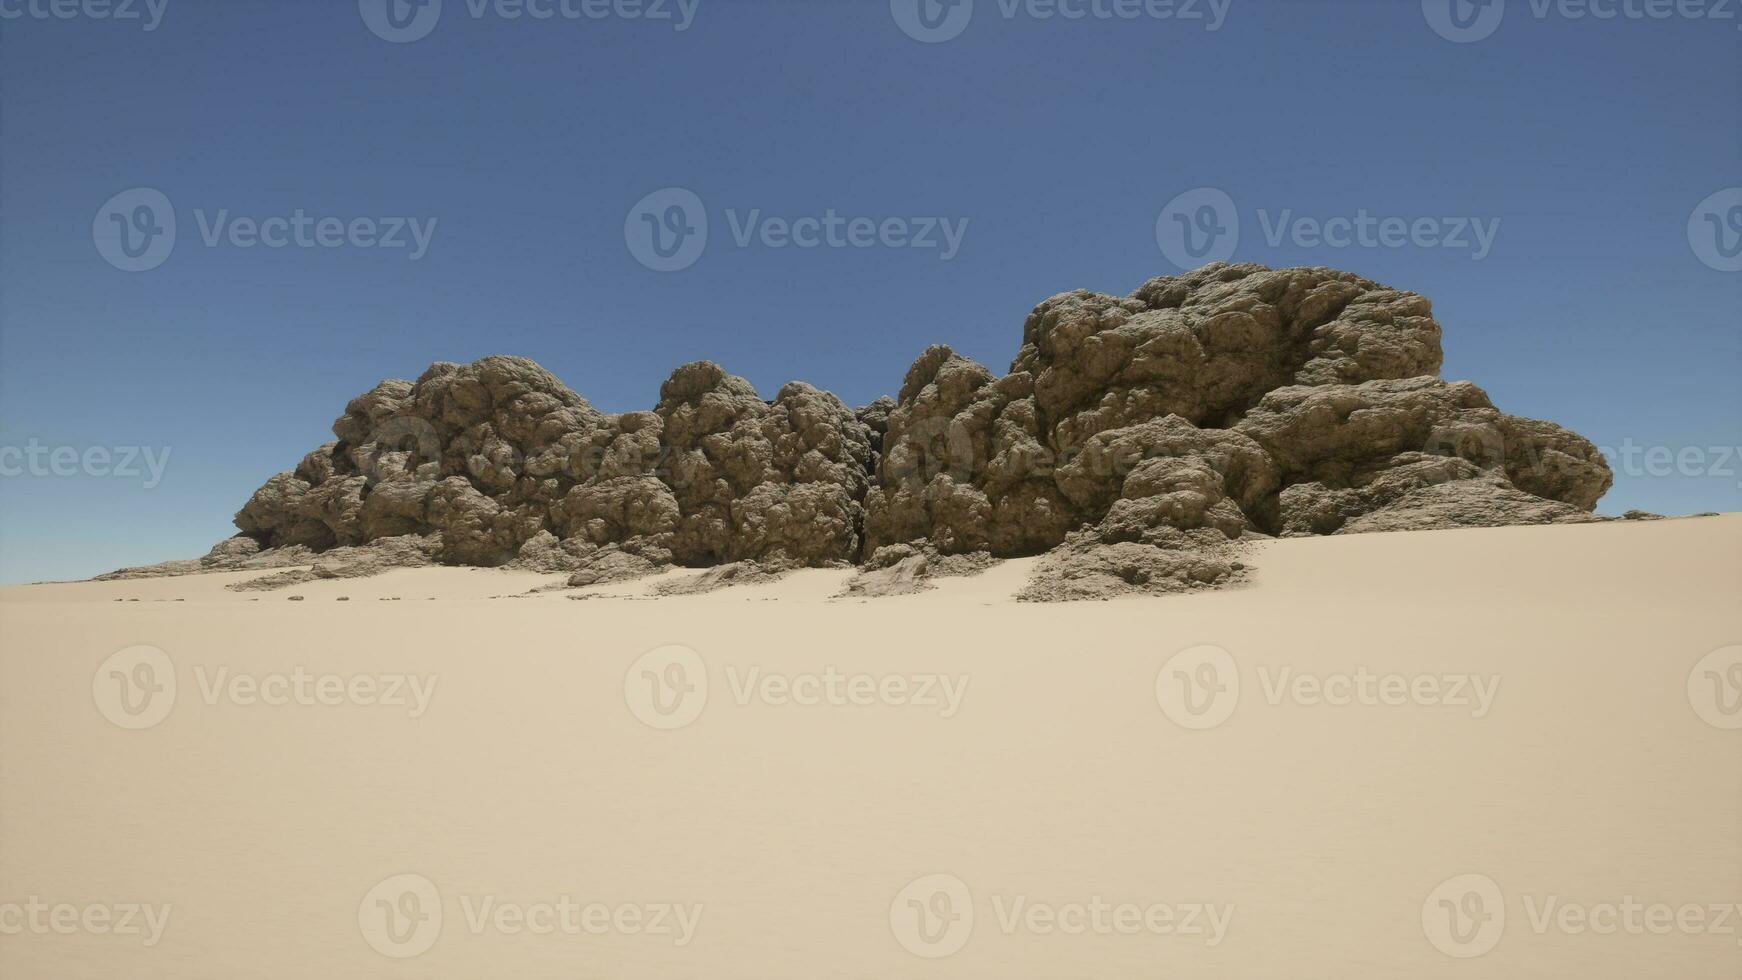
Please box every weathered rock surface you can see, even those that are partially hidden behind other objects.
[1336,477,1601,535]
[97,535,320,581]
[224,535,438,592]
[112,263,1615,598]
[653,559,798,596]
[841,541,998,598]
[1017,528,1251,602]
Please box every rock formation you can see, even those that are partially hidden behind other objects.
[108,263,1614,599]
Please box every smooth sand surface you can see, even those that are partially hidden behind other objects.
[2,517,1739,978]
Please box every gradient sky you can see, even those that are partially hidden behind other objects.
[2,0,1738,583]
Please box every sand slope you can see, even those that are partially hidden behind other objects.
[2,517,1739,978]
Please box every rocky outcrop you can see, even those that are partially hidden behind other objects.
[1337,477,1601,534]
[224,535,438,592]
[96,535,319,581]
[841,541,998,598]
[861,347,1071,556]
[653,560,797,596]
[1017,528,1250,602]
[654,364,873,566]
[126,262,1613,599]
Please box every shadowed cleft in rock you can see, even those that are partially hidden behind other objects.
[102,263,1614,600]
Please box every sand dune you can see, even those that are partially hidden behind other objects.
[2,516,1739,978]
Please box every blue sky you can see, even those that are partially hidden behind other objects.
[1,0,1738,583]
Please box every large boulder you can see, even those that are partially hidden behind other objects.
[654,363,873,565]
[1013,264,1443,450]
[863,346,1072,555]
